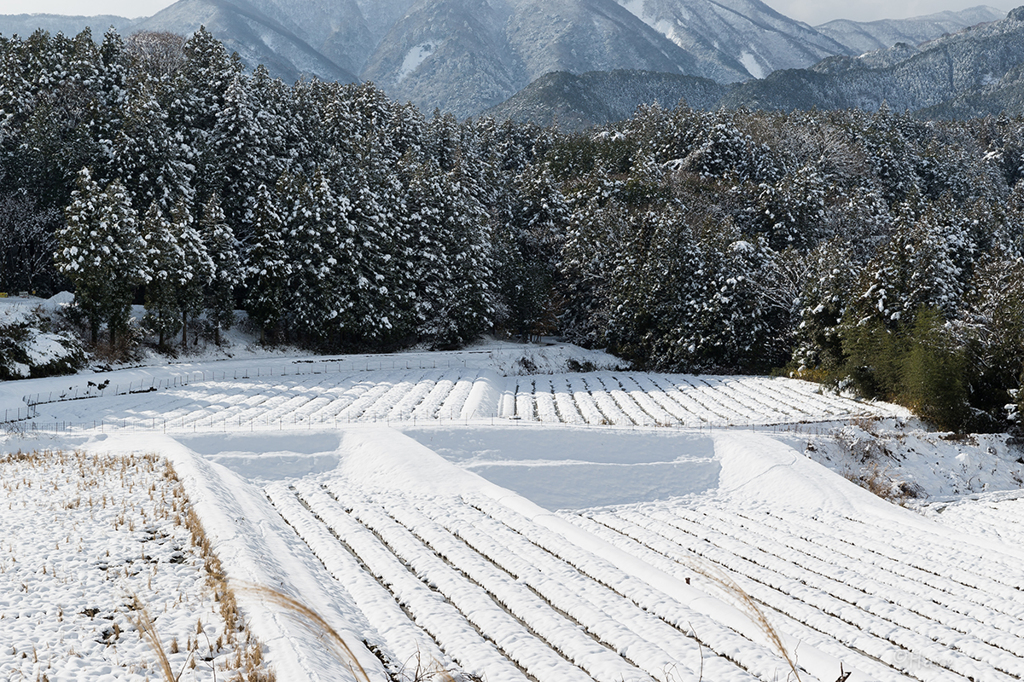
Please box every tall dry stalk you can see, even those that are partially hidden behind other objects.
[236,584,372,682]
[128,595,182,682]
[685,561,802,682]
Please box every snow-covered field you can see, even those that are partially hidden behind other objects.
[0,448,272,682]
[11,364,888,433]
[3,344,1023,682]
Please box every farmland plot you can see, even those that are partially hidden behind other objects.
[127,427,1023,682]
[22,366,888,432]
[917,492,1024,549]
[264,476,791,682]
[568,501,1024,682]
[3,346,1019,682]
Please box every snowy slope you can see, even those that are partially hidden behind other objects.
[615,0,850,81]
[3,348,1022,682]
[816,6,1006,56]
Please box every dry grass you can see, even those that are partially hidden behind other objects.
[685,560,803,682]
[842,462,921,505]
[0,449,276,682]
[128,596,179,682]
[234,585,369,682]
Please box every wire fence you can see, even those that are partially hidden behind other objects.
[3,411,852,436]
[3,349,875,435]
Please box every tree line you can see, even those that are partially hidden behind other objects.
[2,28,1024,431]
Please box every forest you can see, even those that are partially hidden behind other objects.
[1,27,1024,432]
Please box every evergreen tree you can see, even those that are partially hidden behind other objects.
[499,161,568,338]
[212,72,271,238]
[56,169,147,347]
[170,197,213,348]
[244,183,289,343]
[113,77,193,211]
[279,171,344,345]
[901,307,969,432]
[403,160,493,348]
[330,146,409,346]
[141,201,182,349]
[200,194,241,346]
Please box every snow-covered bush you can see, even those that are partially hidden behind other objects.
[0,295,86,380]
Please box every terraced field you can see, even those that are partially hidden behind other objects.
[571,501,1024,682]
[267,482,792,682]
[5,347,1020,682]
[243,430,1024,682]
[25,369,886,431]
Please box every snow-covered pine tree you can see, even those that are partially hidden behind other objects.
[168,26,241,217]
[199,194,241,346]
[560,190,624,348]
[278,171,343,345]
[327,128,412,346]
[15,30,104,207]
[141,200,182,349]
[243,183,289,344]
[169,197,213,348]
[113,76,193,212]
[403,159,493,348]
[793,238,863,375]
[212,72,271,239]
[504,163,569,339]
[250,65,294,181]
[56,169,147,348]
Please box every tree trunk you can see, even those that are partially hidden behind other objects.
[181,311,187,348]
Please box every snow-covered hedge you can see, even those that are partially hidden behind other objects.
[0,294,84,380]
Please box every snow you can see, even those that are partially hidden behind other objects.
[0,448,274,682]
[619,0,646,21]
[403,426,720,509]
[3,345,1023,682]
[739,51,765,79]
[397,43,435,83]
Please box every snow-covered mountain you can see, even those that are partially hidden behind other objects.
[0,1,1015,117]
[816,5,1006,56]
[362,0,713,116]
[614,0,849,81]
[0,13,134,38]
[131,0,359,85]
[722,7,1024,115]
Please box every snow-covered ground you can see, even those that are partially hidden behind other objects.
[3,345,1023,682]
[0,448,272,682]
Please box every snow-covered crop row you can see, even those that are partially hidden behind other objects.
[263,482,804,682]
[505,373,884,427]
[26,369,484,431]
[566,500,1024,682]
[23,368,886,432]
[918,494,1024,549]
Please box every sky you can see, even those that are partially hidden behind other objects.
[0,0,1017,24]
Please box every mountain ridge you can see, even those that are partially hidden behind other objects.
[0,3,1015,119]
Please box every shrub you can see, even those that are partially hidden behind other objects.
[899,307,969,432]
[0,305,86,380]
[840,319,905,400]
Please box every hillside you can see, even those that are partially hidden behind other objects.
[815,5,1005,55]
[3,343,1022,682]
[1,3,1016,118]
[482,69,730,129]
[722,7,1024,113]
